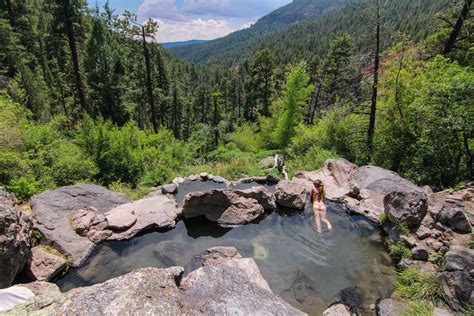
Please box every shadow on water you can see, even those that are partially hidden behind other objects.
[56,183,396,316]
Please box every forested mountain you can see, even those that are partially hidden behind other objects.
[172,0,449,65]
[171,0,350,64]
[161,40,207,49]
[0,0,472,201]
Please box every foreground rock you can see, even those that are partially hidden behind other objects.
[274,180,309,210]
[6,247,304,315]
[0,188,32,289]
[182,187,276,225]
[26,246,67,282]
[438,246,474,310]
[31,184,130,267]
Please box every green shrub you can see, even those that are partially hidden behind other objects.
[389,241,412,261]
[395,267,446,304]
[400,302,434,316]
[0,151,27,184]
[287,146,336,173]
[230,123,263,153]
[6,176,40,200]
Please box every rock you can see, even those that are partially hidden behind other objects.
[438,207,472,234]
[438,270,472,311]
[107,195,181,240]
[70,208,97,236]
[7,249,304,315]
[200,172,209,180]
[415,226,432,240]
[188,175,198,181]
[323,304,350,316]
[274,180,309,209]
[30,184,130,267]
[213,176,226,183]
[384,191,428,228]
[397,258,438,273]
[266,174,280,183]
[162,183,178,194]
[331,286,363,314]
[352,165,421,195]
[0,286,35,312]
[433,307,455,316]
[27,246,67,282]
[172,177,185,185]
[375,298,408,316]
[412,245,429,261]
[0,190,32,289]
[105,209,137,230]
[182,188,274,225]
[259,156,275,169]
[443,246,474,272]
[400,235,417,248]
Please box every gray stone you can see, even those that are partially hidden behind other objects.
[274,180,309,209]
[266,174,281,183]
[259,156,275,169]
[162,183,178,194]
[27,246,67,281]
[375,298,408,316]
[213,176,226,183]
[331,286,363,314]
[199,172,209,180]
[70,208,96,236]
[415,226,432,240]
[438,270,472,311]
[438,207,472,234]
[433,307,455,316]
[188,175,198,181]
[400,235,417,248]
[182,188,274,225]
[384,191,428,228]
[412,246,429,261]
[107,195,181,240]
[105,209,137,230]
[323,304,350,316]
[30,184,130,267]
[443,246,474,272]
[0,189,32,289]
[172,177,185,185]
[352,165,421,195]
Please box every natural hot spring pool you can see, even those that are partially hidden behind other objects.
[57,184,396,315]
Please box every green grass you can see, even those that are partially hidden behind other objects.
[379,213,389,226]
[395,267,446,304]
[400,302,434,316]
[396,222,411,236]
[389,240,412,261]
[460,303,474,316]
[108,182,153,201]
[469,234,474,249]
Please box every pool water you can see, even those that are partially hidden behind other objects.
[57,182,396,315]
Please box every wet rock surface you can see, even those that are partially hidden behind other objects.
[5,248,305,315]
[182,187,275,225]
[0,188,32,289]
[30,184,130,267]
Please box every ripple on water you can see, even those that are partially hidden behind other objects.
[57,188,395,316]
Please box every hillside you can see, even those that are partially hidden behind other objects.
[170,0,351,64]
[161,40,207,49]
[171,0,448,65]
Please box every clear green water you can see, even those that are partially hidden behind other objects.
[57,182,396,315]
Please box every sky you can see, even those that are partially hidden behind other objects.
[90,0,293,42]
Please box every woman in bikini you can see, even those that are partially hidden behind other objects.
[312,180,333,233]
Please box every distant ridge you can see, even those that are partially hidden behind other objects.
[161,40,208,49]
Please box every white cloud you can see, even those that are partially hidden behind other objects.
[137,0,292,42]
[154,18,234,42]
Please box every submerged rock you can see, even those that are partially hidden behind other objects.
[0,188,32,289]
[182,187,275,225]
[6,248,304,315]
[30,184,130,267]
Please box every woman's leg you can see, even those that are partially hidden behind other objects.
[320,204,333,230]
[313,206,322,233]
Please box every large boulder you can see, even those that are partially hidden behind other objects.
[274,180,309,209]
[0,189,32,289]
[182,187,275,225]
[438,246,474,310]
[438,207,472,234]
[6,248,304,315]
[384,191,428,228]
[30,184,130,267]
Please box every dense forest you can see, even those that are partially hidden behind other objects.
[0,0,472,201]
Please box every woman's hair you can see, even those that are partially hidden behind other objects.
[312,180,325,202]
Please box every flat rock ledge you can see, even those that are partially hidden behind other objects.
[4,247,305,316]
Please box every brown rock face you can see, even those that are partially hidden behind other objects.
[27,246,67,282]
[274,180,309,210]
[0,188,32,289]
[384,191,428,228]
[182,187,275,225]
